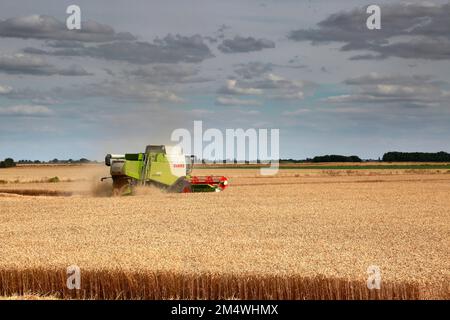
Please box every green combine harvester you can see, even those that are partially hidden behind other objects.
[102,145,228,196]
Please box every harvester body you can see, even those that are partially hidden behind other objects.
[104,145,228,195]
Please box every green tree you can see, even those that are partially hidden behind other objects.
[0,158,16,168]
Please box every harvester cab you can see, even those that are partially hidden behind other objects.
[103,145,228,196]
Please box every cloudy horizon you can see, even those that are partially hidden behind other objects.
[1,0,449,161]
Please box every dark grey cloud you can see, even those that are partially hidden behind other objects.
[288,3,450,60]
[2,77,183,104]
[46,80,185,104]
[23,34,214,64]
[0,54,92,76]
[125,64,210,85]
[217,24,231,34]
[217,79,263,95]
[218,73,314,100]
[218,36,275,53]
[344,74,437,86]
[0,86,50,101]
[0,15,135,42]
[248,74,317,100]
[234,62,273,79]
[226,61,315,100]
[233,62,307,84]
[47,40,87,48]
[204,36,218,44]
[0,86,61,106]
[247,74,306,91]
[205,25,232,44]
[79,80,184,102]
[22,47,49,55]
[214,24,231,40]
[326,73,450,108]
[103,68,116,76]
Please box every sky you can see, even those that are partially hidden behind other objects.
[0,0,449,161]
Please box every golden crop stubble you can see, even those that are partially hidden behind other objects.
[0,166,449,299]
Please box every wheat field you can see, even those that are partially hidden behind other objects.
[0,165,448,299]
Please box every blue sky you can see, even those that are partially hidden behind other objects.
[0,0,449,160]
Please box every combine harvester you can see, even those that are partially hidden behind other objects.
[102,145,228,196]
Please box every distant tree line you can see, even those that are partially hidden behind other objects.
[47,158,92,164]
[0,158,16,168]
[2,151,450,168]
[382,151,450,162]
[279,159,307,164]
[281,152,450,163]
[280,157,361,163]
[310,155,362,163]
[0,158,96,168]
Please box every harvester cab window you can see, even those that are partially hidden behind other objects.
[186,156,193,175]
[145,145,166,154]
[125,154,141,161]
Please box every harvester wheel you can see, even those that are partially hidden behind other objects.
[112,177,131,196]
[168,177,192,193]
[113,185,125,196]
[181,181,192,193]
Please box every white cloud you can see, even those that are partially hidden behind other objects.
[249,73,308,100]
[237,110,260,116]
[215,96,261,106]
[75,80,185,103]
[219,79,263,95]
[0,84,12,94]
[325,73,449,108]
[190,109,214,116]
[0,53,91,76]
[282,109,310,116]
[280,91,305,100]
[324,95,353,103]
[218,74,309,101]
[0,105,53,116]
